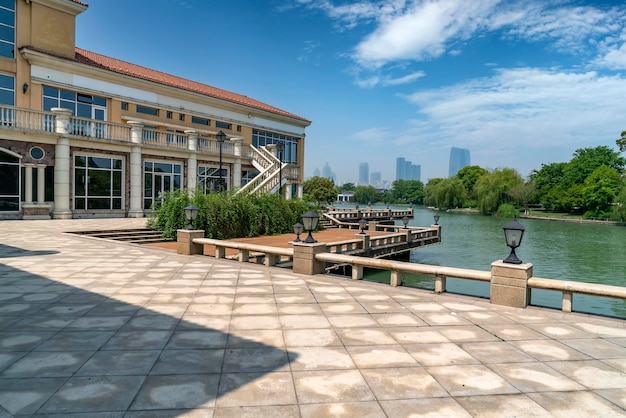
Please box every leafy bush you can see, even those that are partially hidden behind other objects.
[148,191,314,240]
[495,203,519,218]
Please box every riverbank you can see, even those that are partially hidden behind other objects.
[438,207,625,226]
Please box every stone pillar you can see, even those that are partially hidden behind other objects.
[23,163,34,203]
[128,121,144,218]
[390,270,402,287]
[285,183,293,200]
[231,138,243,190]
[51,108,73,219]
[367,221,377,232]
[36,165,46,203]
[293,242,327,275]
[490,260,533,308]
[297,184,303,199]
[185,130,198,195]
[357,233,370,251]
[176,229,205,255]
[432,224,442,242]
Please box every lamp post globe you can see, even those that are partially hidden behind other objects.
[301,211,320,243]
[184,204,199,230]
[503,217,525,264]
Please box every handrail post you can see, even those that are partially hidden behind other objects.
[239,249,249,263]
[490,260,533,308]
[435,274,446,293]
[562,291,573,312]
[293,242,327,275]
[352,264,363,280]
[390,270,402,287]
[215,245,226,259]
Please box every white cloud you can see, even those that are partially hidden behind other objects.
[382,71,425,85]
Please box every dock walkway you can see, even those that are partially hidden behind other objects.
[1,218,626,416]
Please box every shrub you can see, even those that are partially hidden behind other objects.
[495,203,519,218]
[148,191,314,240]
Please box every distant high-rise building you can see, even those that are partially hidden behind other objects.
[312,167,321,177]
[358,162,369,185]
[322,162,336,182]
[449,147,471,177]
[370,171,381,184]
[396,157,421,181]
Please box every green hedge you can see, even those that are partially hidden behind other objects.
[147,190,315,240]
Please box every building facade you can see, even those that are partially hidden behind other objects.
[358,162,369,185]
[0,0,311,220]
[395,157,420,181]
[449,147,471,177]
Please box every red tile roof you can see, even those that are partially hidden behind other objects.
[74,48,310,124]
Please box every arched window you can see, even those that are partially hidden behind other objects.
[0,147,21,211]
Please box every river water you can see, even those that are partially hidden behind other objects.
[362,205,626,318]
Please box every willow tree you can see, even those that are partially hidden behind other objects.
[474,168,524,214]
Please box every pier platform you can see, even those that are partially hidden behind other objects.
[1,218,626,416]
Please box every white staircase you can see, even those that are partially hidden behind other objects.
[235,145,287,196]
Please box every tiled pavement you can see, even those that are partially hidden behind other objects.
[1,219,626,417]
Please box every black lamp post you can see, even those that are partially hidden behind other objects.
[503,217,525,264]
[215,130,227,192]
[293,222,303,242]
[301,211,319,243]
[184,204,199,230]
[434,214,440,225]
[358,218,367,234]
[276,142,284,197]
[402,216,409,229]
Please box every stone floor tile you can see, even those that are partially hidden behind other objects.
[274,294,317,304]
[336,328,397,346]
[279,314,331,329]
[214,405,299,418]
[461,341,536,364]
[215,372,296,407]
[283,328,341,347]
[287,346,355,370]
[34,330,115,351]
[318,302,367,314]
[38,375,145,414]
[190,294,234,304]
[1,351,93,377]
[454,393,550,417]
[151,349,225,374]
[222,347,290,373]
[0,331,55,351]
[347,345,418,369]
[548,359,626,389]
[233,303,278,315]
[389,328,450,344]
[326,314,379,328]
[102,330,173,350]
[137,303,189,317]
[178,315,231,332]
[359,301,407,313]
[0,377,67,415]
[235,285,274,294]
[419,312,473,326]
[572,319,626,338]
[405,343,479,366]
[277,303,323,315]
[226,330,285,348]
[525,322,597,339]
[126,408,213,417]
[164,330,228,349]
[427,364,520,396]
[76,350,160,376]
[372,313,426,327]
[511,339,592,361]
[361,367,448,399]
[432,325,501,342]
[186,303,233,316]
[527,391,626,417]
[312,293,356,303]
[292,369,374,404]
[229,315,281,330]
[488,362,585,392]
[480,323,553,341]
[299,401,386,418]
[560,338,626,359]
[378,398,471,417]
[65,315,130,331]
[131,374,220,410]
[402,301,447,313]
[595,388,626,410]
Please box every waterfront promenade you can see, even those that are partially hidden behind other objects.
[1,219,626,417]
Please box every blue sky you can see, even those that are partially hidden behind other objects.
[76,0,626,184]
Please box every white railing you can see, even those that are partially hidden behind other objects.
[68,116,132,142]
[193,237,293,267]
[142,127,187,149]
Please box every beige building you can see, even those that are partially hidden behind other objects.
[0,0,311,220]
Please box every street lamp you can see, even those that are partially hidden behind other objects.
[215,130,227,192]
[276,142,284,197]
[293,222,303,242]
[402,216,409,229]
[301,211,319,243]
[184,204,199,230]
[434,214,440,225]
[358,218,367,234]
[503,217,525,264]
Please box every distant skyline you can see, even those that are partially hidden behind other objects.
[449,147,471,178]
[76,1,626,183]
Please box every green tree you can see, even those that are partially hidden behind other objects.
[423,178,444,207]
[617,130,626,153]
[338,182,356,193]
[390,179,424,204]
[474,168,524,214]
[530,162,568,202]
[353,185,378,204]
[582,165,624,217]
[455,165,486,198]
[303,176,337,204]
[509,182,536,214]
[612,184,626,221]
[563,146,626,187]
[425,177,465,209]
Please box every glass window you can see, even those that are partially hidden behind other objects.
[0,146,19,212]
[121,102,128,110]
[166,111,172,119]
[252,129,299,164]
[0,73,13,106]
[43,86,107,120]
[136,105,158,116]
[143,161,183,209]
[191,116,209,125]
[0,1,14,59]
[216,121,231,130]
[74,154,123,211]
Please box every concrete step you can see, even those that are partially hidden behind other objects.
[69,228,172,244]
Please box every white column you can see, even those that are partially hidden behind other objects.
[285,183,293,199]
[36,165,46,203]
[127,121,144,218]
[231,138,243,190]
[23,163,34,203]
[185,130,198,195]
[297,184,303,199]
[51,108,72,219]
